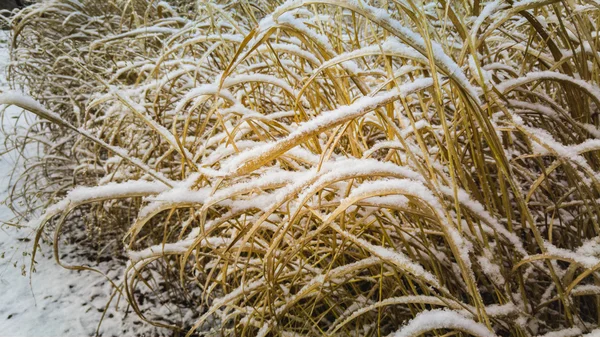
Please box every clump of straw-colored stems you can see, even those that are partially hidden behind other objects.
[3,0,600,336]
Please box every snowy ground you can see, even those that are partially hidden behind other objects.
[0,34,170,337]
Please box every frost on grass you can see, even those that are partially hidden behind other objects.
[3,0,600,336]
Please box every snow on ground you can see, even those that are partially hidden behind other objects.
[0,33,169,337]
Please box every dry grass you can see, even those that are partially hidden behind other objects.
[3,0,600,336]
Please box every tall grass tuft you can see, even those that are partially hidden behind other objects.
[3,0,600,336]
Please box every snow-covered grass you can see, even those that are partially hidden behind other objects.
[3,0,600,336]
[0,31,171,337]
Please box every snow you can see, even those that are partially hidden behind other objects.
[0,34,169,337]
[585,330,600,337]
[510,113,597,173]
[276,12,335,55]
[192,278,266,330]
[544,241,600,268]
[315,37,428,72]
[438,185,527,256]
[5,1,600,336]
[340,0,482,104]
[174,83,237,114]
[388,309,497,337]
[221,73,298,97]
[0,89,174,187]
[477,252,506,285]
[497,71,600,105]
[222,79,434,175]
[471,0,505,39]
[257,43,321,65]
[275,257,382,316]
[536,327,582,337]
[328,295,459,334]
[485,302,516,317]
[326,194,440,287]
[90,26,179,50]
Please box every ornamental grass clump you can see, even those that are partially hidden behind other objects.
[3,0,600,336]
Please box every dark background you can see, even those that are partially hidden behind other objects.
[0,0,26,11]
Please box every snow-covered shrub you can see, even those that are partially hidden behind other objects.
[3,0,600,336]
